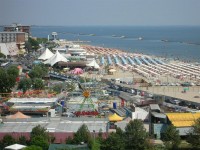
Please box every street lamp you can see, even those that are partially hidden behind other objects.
[93,130,95,142]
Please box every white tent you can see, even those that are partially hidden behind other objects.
[5,144,26,150]
[44,50,68,66]
[87,59,100,69]
[38,48,54,60]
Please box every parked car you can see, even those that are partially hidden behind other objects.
[181,82,191,87]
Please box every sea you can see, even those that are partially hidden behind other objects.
[2,26,200,62]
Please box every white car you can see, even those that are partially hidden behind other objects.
[190,82,196,86]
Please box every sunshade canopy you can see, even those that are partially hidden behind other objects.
[108,113,123,122]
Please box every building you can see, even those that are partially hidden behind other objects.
[4,23,31,35]
[67,44,87,56]
[0,32,28,43]
[149,104,200,139]
[7,97,59,116]
[0,42,19,57]
[0,117,109,143]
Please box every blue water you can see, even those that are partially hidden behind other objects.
[2,26,200,62]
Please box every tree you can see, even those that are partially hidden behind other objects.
[32,78,44,90]
[187,118,200,149]
[30,136,49,150]
[18,135,28,145]
[73,124,91,144]
[28,37,39,50]
[0,52,6,58]
[65,136,75,144]
[25,41,32,52]
[101,132,125,150]
[1,134,16,148]
[124,119,150,150]
[18,78,32,93]
[0,68,17,95]
[100,128,125,150]
[30,125,50,150]
[52,84,63,94]
[66,82,76,92]
[23,145,43,150]
[7,65,19,78]
[28,65,48,79]
[161,125,181,150]
[31,125,49,140]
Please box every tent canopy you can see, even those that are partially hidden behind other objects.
[87,59,100,69]
[5,144,26,150]
[6,111,31,119]
[108,113,123,122]
[44,50,68,66]
[38,48,54,60]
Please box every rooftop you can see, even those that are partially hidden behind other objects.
[0,117,108,133]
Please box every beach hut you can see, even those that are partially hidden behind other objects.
[108,113,123,122]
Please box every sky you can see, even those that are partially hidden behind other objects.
[0,0,200,26]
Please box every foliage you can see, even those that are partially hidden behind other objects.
[23,145,43,150]
[28,64,48,79]
[73,124,91,144]
[32,78,44,90]
[124,119,150,150]
[101,132,125,150]
[18,135,28,145]
[25,41,32,52]
[28,37,39,50]
[0,52,6,58]
[66,136,75,144]
[66,82,76,92]
[0,67,17,94]
[7,65,19,78]
[100,128,125,150]
[187,118,200,149]
[1,134,16,148]
[45,41,58,50]
[90,138,101,150]
[52,84,63,94]
[30,125,50,150]
[18,78,32,93]
[31,125,49,140]
[161,125,181,150]
[36,38,48,44]
[79,77,90,83]
[30,136,49,150]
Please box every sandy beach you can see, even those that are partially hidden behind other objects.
[80,44,200,103]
